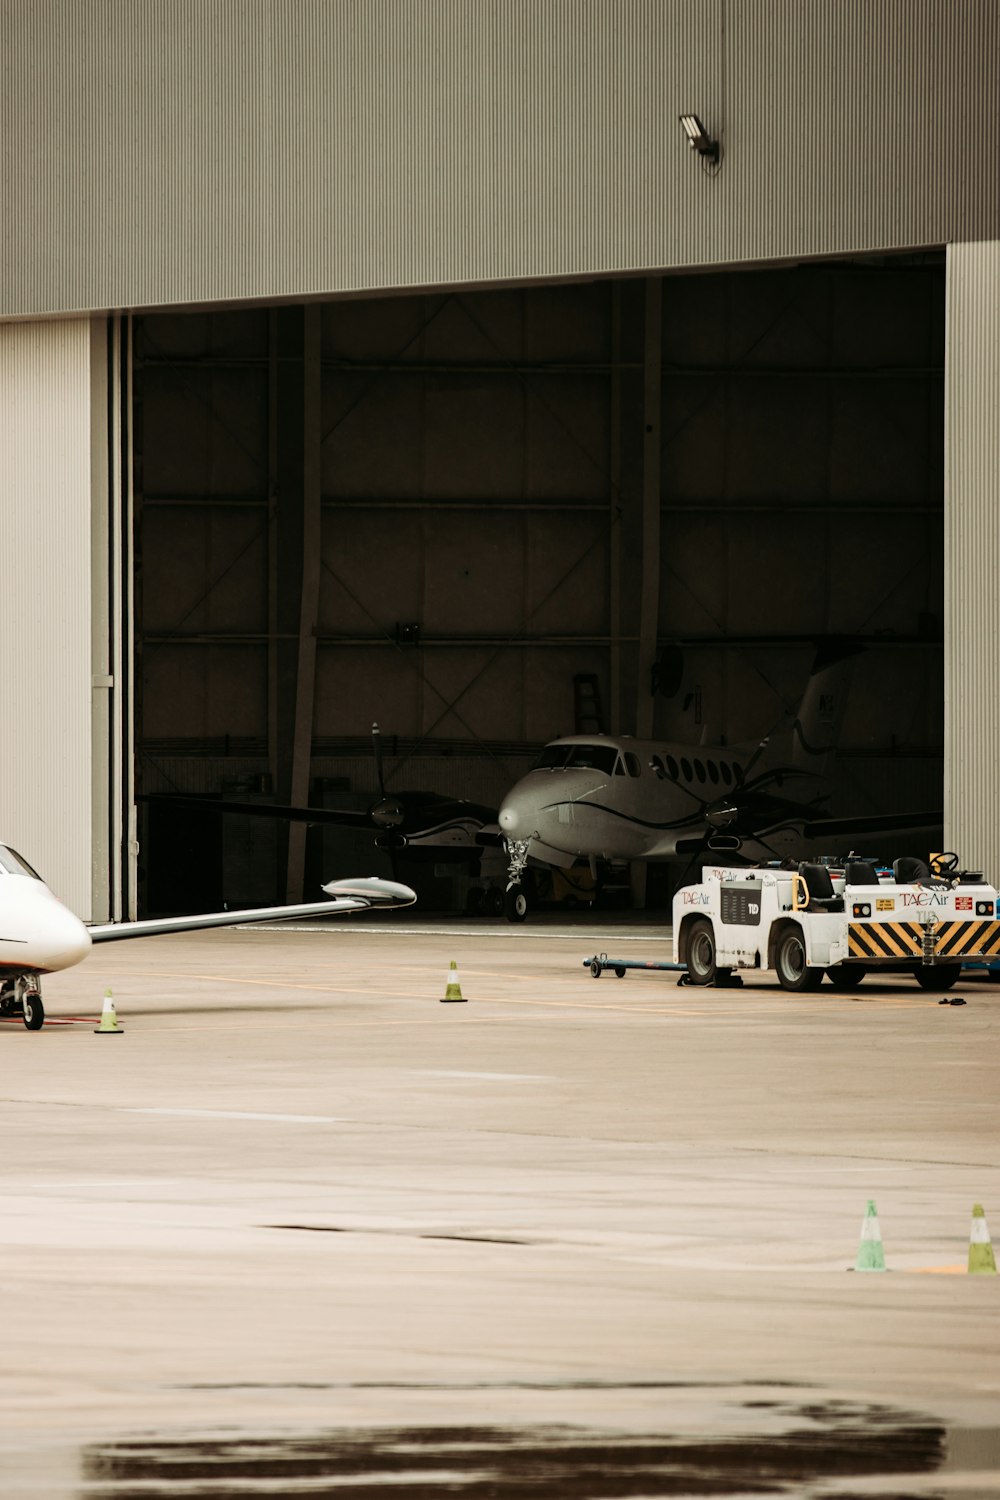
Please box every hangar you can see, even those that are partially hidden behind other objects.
[1,1,997,922]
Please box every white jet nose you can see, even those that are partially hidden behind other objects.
[498,805,519,833]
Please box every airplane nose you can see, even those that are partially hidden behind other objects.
[40,905,92,972]
[498,805,519,833]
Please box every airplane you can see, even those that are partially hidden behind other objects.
[496,646,942,920]
[141,723,499,866]
[0,840,416,1030]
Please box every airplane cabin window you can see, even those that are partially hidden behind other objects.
[720,762,732,785]
[0,846,42,879]
[666,755,679,779]
[650,755,666,779]
[681,757,693,780]
[624,752,641,777]
[693,758,706,783]
[733,762,743,781]
[707,760,719,784]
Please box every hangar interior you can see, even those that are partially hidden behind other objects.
[135,254,944,914]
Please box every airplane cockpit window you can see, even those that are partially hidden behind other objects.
[614,755,626,776]
[534,745,571,770]
[624,752,641,777]
[564,745,618,774]
[0,845,42,879]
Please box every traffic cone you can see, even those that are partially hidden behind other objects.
[441,960,466,1004]
[968,1204,997,1274]
[94,988,123,1034]
[854,1199,886,1272]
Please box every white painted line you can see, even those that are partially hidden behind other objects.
[124,1108,340,1124]
[412,1070,553,1081]
[239,924,673,943]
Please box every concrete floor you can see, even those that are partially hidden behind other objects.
[2,915,999,1497]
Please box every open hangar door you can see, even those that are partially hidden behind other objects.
[133,254,943,916]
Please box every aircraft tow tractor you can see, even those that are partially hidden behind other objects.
[672,853,1000,992]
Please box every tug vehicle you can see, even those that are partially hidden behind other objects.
[672,854,1000,992]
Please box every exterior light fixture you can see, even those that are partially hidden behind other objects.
[679,113,719,165]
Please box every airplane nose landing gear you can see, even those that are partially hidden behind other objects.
[1,974,45,1030]
[503,838,531,922]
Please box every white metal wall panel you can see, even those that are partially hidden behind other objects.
[944,242,1000,880]
[0,321,94,913]
[1,1,998,319]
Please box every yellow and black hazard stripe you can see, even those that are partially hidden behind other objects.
[848,922,924,960]
[935,920,1000,958]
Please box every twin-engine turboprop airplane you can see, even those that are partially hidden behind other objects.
[0,841,416,1031]
[496,648,941,919]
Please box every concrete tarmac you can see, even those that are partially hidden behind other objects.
[2,915,998,1497]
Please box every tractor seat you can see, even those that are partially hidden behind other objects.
[798,862,844,913]
[893,856,949,889]
[845,859,880,886]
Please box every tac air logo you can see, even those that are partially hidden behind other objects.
[682,891,710,906]
[902,891,949,908]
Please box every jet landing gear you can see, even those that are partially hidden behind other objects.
[0,974,45,1030]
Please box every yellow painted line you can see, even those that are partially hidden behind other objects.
[910,1265,967,1275]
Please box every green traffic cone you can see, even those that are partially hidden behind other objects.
[968,1204,997,1274]
[94,988,123,1034]
[854,1199,886,1272]
[441,960,466,1004]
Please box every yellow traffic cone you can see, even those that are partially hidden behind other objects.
[854,1199,886,1272]
[968,1204,997,1274]
[441,960,466,1004]
[94,988,123,1034]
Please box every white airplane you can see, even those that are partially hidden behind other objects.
[0,841,416,1030]
[496,649,941,919]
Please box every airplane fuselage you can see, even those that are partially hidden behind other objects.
[0,855,92,975]
[497,735,801,865]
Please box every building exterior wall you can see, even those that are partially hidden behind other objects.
[944,241,1000,880]
[0,320,96,914]
[2,0,998,321]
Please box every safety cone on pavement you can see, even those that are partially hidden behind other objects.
[441,960,466,1004]
[854,1199,886,1272]
[968,1204,997,1274]
[94,988,123,1034]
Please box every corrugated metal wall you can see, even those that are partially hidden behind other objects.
[0,321,95,914]
[2,0,998,320]
[944,241,1000,879]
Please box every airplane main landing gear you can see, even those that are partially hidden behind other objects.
[0,974,45,1030]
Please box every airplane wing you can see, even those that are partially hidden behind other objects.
[87,877,416,942]
[138,793,371,827]
[799,809,943,840]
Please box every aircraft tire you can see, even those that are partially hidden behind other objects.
[22,993,44,1030]
[486,887,505,917]
[774,925,823,992]
[504,886,529,922]
[685,919,719,986]
[914,964,962,992]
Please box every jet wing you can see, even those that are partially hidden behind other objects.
[87,877,416,942]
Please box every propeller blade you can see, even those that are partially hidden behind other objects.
[372,721,386,798]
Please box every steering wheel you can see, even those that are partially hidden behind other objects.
[932,851,959,875]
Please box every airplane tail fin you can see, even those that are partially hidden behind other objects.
[788,642,860,776]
